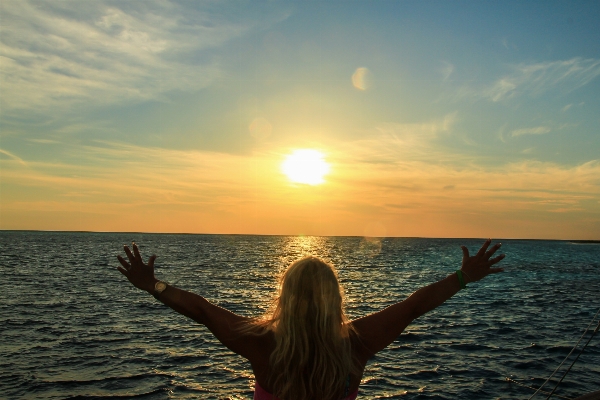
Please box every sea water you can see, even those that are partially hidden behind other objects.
[1,231,599,399]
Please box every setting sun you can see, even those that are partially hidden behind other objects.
[281,149,330,185]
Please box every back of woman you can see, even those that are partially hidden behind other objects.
[251,257,361,400]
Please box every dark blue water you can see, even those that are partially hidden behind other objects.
[1,231,599,399]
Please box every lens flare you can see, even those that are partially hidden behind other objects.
[249,117,272,140]
[352,67,370,90]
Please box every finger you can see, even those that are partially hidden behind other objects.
[123,245,135,264]
[132,242,143,263]
[117,255,130,269]
[484,243,502,260]
[461,245,469,261]
[487,254,505,265]
[117,266,128,276]
[476,239,492,258]
[489,267,504,274]
[148,255,157,268]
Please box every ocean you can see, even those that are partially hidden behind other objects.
[1,231,599,399]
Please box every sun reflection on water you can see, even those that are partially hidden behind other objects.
[280,235,331,267]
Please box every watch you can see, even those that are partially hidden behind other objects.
[153,280,168,300]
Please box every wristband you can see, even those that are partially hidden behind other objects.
[456,270,467,290]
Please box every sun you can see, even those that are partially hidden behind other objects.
[281,149,330,185]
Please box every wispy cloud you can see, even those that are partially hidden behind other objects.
[511,126,551,137]
[441,61,454,81]
[0,1,289,115]
[328,140,600,237]
[362,112,458,162]
[484,58,600,101]
[328,132,600,208]
[0,148,27,165]
[26,138,60,144]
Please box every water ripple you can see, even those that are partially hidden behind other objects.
[1,232,598,399]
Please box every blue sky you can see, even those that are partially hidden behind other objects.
[1,1,599,238]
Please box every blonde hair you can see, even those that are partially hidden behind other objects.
[255,256,357,400]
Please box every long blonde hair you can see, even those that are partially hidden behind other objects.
[257,256,357,400]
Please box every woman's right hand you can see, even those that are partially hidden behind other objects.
[460,239,505,283]
[116,242,158,293]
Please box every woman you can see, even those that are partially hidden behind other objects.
[117,239,504,400]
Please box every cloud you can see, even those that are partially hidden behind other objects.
[484,58,600,101]
[511,126,551,137]
[0,1,289,115]
[441,61,454,81]
[327,129,600,209]
[487,79,518,102]
[0,139,289,205]
[27,138,60,144]
[2,138,599,238]
[0,148,27,165]
[331,142,600,225]
[371,112,457,152]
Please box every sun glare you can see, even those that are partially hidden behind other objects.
[281,149,330,185]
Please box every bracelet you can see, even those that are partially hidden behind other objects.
[456,270,467,290]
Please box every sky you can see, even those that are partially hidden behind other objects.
[1,0,599,239]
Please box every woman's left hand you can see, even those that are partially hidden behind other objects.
[117,243,157,293]
[460,239,505,283]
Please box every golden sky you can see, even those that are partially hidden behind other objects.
[1,1,599,239]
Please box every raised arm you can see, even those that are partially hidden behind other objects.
[116,243,264,361]
[351,239,505,358]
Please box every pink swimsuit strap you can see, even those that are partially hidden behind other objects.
[254,381,359,400]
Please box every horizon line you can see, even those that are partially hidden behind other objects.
[1,229,598,242]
